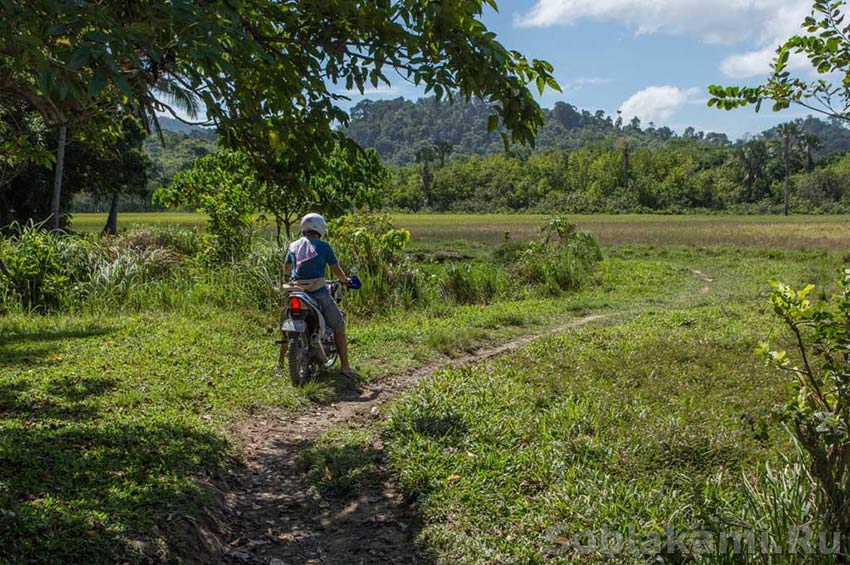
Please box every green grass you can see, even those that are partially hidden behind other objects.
[0,250,637,562]
[71,212,206,233]
[0,308,300,562]
[8,211,850,562]
[383,247,844,563]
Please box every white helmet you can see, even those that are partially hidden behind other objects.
[300,213,328,236]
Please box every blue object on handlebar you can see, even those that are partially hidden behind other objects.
[348,275,362,290]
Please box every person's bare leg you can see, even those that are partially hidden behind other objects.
[335,326,351,371]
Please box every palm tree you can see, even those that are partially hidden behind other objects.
[415,147,436,208]
[432,140,453,167]
[776,123,801,216]
[738,139,769,202]
[619,136,631,191]
[799,132,823,173]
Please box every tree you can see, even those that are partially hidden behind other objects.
[433,141,454,167]
[709,0,850,122]
[416,147,436,208]
[776,123,801,215]
[737,139,771,202]
[261,142,391,242]
[1,0,559,227]
[63,115,150,235]
[157,143,391,251]
[155,150,259,259]
[800,132,824,172]
[0,100,52,226]
[619,137,631,191]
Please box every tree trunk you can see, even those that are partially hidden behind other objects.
[49,125,67,231]
[274,216,282,247]
[1,190,10,276]
[101,191,120,236]
[784,138,791,217]
[421,161,432,208]
[0,190,12,229]
[622,140,630,191]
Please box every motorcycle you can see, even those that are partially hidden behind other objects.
[279,275,360,386]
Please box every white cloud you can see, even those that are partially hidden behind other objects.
[720,46,776,78]
[564,76,615,93]
[574,76,614,86]
[618,86,699,124]
[518,1,807,43]
[517,0,814,78]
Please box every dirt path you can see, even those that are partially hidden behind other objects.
[211,314,605,565]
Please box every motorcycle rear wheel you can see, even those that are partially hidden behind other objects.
[322,335,338,369]
[288,333,311,386]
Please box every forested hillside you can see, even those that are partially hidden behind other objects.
[345,97,687,165]
[67,98,850,216]
[339,97,850,214]
[344,97,850,165]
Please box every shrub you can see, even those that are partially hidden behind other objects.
[117,225,206,258]
[331,213,429,315]
[330,213,410,275]
[755,271,850,552]
[512,217,602,294]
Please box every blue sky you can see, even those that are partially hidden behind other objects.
[343,0,823,140]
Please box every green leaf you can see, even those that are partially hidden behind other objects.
[68,46,92,69]
[487,115,499,133]
[113,73,133,98]
[87,69,109,98]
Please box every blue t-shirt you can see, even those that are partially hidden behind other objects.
[285,237,338,282]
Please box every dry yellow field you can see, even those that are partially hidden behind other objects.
[72,212,850,251]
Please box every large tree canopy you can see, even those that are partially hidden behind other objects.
[0,0,558,145]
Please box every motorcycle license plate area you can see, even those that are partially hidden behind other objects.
[282,319,307,332]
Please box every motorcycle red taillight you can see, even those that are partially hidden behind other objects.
[289,296,303,317]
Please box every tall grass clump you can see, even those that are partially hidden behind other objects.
[511,217,602,295]
[694,433,833,564]
[440,262,505,304]
[0,222,94,312]
[1,224,212,313]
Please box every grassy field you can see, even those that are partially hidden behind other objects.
[383,247,841,563]
[0,240,662,562]
[4,212,847,562]
[73,211,850,252]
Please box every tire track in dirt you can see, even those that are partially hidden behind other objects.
[210,314,606,565]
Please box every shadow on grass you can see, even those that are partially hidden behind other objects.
[0,373,233,563]
[299,370,376,404]
[0,378,114,422]
[409,412,468,439]
[0,325,114,367]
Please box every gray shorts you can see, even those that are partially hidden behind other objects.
[311,290,344,330]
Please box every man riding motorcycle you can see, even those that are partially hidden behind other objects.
[283,213,356,378]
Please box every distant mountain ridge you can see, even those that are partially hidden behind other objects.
[155,116,215,138]
[344,96,850,166]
